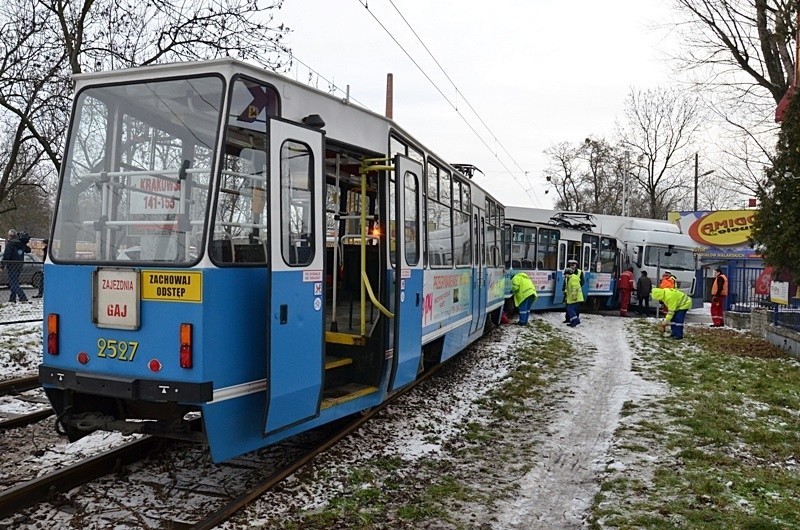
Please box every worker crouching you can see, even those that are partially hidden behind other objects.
[651,287,692,340]
[511,272,538,326]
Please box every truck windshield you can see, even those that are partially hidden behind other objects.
[644,246,695,271]
[51,76,224,263]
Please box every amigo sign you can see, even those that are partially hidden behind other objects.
[687,210,755,246]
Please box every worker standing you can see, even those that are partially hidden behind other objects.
[710,266,728,327]
[618,266,635,317]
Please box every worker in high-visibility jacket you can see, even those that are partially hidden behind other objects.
[710,266,728,327]
[565,267,584,327]
[511,272,538,326]
[651,287,692,339]
[562,259,584,323]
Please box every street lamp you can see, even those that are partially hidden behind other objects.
[693,153,715,211]
[623,151,630,216]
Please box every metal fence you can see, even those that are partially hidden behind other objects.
[0,261,44,325]
[773,304,800,333]
[726,262,770,313]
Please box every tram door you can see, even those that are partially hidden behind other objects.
[470,207,485,334]
[388,155,424,391]
[263,118,325,434]
[553,239,568,304]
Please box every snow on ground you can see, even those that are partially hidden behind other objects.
[495,311,668,528]
[0,320,42,379]
[0,305,717,528]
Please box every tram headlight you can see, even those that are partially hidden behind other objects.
[47,313,59,355]
[180,323,193,369]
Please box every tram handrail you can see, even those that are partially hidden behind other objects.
[362,270,393,319]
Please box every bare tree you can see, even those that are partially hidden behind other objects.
[0,0,291,218]
[617,87,704,219]
[670,0,797,198]
[543,142,584,211]
[672,0,796,105]
[578,137,632,215]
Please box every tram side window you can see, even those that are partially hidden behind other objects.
[212,77,277,265]
[390,135,425,266]
[404,172,419,265]
[453,180,471,267]
[485,199,497,267]
[582,234,599,271]
[599,237,617,273]
[510,226,535,269]
[498,207,505,267]
[537,228,559,270]
[427,163,453,268]
[280,140,314,266]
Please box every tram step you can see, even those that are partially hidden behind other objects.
[325,331,366,346]
[324,355,353,370]
[321,383,378,409]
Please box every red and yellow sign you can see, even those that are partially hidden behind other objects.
[687,210,755,246]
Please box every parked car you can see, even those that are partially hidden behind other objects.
[0,254,43,289]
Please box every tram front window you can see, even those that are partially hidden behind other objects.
[52,76,223,263]
[644,246,695,271]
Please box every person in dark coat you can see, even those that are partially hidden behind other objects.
[2,229,31,303]
[636,270,653,315]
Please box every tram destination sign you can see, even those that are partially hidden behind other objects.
[94,268,140,330]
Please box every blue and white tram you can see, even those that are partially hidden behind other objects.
[503,209,618,311]
[38,58,506,462]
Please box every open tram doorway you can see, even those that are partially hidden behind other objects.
[319,145,390,409]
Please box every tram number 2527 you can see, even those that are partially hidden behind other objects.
[97,338,139,362]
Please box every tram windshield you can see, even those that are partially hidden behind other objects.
[52,76,224,263]
[644,246,695,271]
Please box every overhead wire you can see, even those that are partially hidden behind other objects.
[358,0,542,207]
[384,0,539,204]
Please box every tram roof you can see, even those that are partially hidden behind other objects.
[72,59,504,207]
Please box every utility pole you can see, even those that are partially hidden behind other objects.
[623,151,629,216]
[693,153,715,212]
[694,153,698,212]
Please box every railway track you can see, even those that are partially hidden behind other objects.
[191,362,445,529]
[0,348,458,527]
[0,364,449,526]
[0,436,166,519]
[0,374,53,430]
[0,374,40,396]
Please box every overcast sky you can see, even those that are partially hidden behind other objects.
[278,1,676,209]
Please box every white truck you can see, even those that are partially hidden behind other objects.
[510,208,702,307]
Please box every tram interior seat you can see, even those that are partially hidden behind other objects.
[521,259,534,269]
[234,242,266,263]
[537,260,545,269]
[511,259,522,269]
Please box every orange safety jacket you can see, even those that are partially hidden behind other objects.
[711,273,728,296]
[659,276,676,289]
